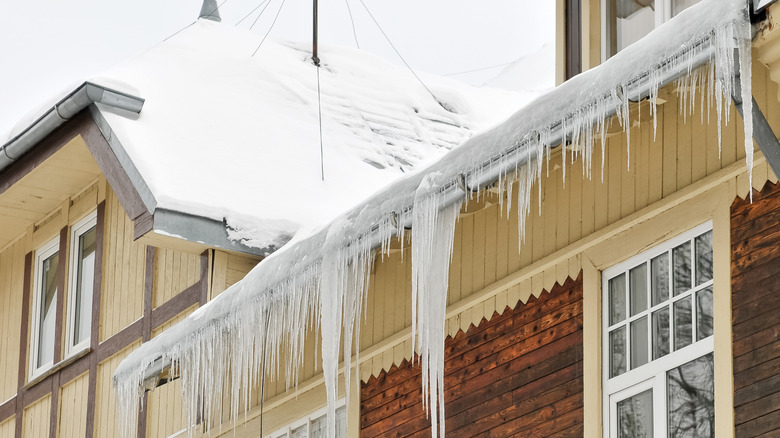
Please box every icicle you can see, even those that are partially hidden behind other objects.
[411,174,459,438]
[737,9,754,200]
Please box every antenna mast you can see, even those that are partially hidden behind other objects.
[312,0,320,66]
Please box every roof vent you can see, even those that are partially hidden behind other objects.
[199,0,222,22]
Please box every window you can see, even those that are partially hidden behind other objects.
[29,210,99,379]
[602,0,703,59]
[30,237,60,378]
[603,222,714,437]
[268,403,347,438]
[66,212,98,356]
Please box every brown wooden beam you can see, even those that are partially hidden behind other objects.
[53,227,68,366]
[16,252,32,438]
[85,201,104,438]
[0,396,15,423]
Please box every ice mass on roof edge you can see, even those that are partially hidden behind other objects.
[113,0,755,437]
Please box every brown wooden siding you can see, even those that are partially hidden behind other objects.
[360,273,583,437]
[731,180,780,436]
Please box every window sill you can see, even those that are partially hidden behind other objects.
[24,348,91,390]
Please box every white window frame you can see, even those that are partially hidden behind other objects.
[29,236,60,379]
[65,211,98,358]
[266,399,347,438]
[600,0,698,62]
[602,221,714,437]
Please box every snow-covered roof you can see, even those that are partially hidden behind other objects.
[114,1,755,437]
[88,20,528,253]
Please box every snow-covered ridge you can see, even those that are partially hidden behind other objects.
[113,1,753,437]
[92,20,527,253]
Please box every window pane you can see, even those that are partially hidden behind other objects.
[290,424,308,438]
[652,307,670,360]
[695,231,713,285]
[630,263,648,316]
[673,242,691,296]
[310,414,326,437]
[610,327,627,378]
[674,297,692,350]
[651,253,669,305]
[608,0,656,56]
[618,389,653,438]
[630,316,649,369]
[697,287,713,341]
[335,406,347,437]
[38,252,59,368]
[667,353,714,437]
[73,226,97,347]
[610,275,627,325]
[672,0,703,16]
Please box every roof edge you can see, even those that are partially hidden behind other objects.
[151,208,271,257]
[0,82,145,172]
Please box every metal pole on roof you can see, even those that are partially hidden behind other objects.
[312,0,320,66]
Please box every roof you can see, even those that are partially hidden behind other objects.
[83,20,529,254]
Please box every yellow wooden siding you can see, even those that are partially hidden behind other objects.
[225,254,259,290]
[0,418,14,438]
[153,249,201,309]
[100,188,145,342]
[146,379,186,438]
[0,238,24,401]
[22,395,50,438]
[57,372,89,438]
[94,342,140,438]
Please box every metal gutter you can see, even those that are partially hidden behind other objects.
[0,82,144,171]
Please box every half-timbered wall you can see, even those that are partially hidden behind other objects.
[360,274,583,437]
[731,181,780,436]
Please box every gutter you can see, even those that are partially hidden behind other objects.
[0,82,144,171]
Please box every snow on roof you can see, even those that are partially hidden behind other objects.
[91,20,529,251]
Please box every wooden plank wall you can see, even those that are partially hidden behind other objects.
[356,58,780,381]
[94,342,140,438]
[153,249,201,308]
[0,239,24,402]
[101,188,145,341]
[21,396,50,438]
[731,180,780,436]
[58,372,89,437]
[360,274,583,437]
[0,419,13,438]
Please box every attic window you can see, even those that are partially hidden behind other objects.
[603,0,703,60]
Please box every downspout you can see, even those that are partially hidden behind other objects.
[0,82,144,171]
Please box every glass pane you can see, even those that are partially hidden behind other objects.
[651,253,669,305]
[652,307,670,360]
[290,424,308,438]
[610,327,627,378]
[667,353,714,437]
[38,252,59,368]
[672,0,703,16]
[610,275,627,325]
[335,406,347,437]
[674,297,693,350]
[630,263,648,316]
[673,242,691,296]
[74,226,97,347]
[697,287,714,341]
[695,231,713,286]
[608,0,656,56]
[310,414,326,437]
[617,389,653,438]
[630,316,649,369]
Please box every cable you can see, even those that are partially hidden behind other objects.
[344,0,361,49]
[443,60,516,76]
[252,0,288,56]
[236,0,271,26]
[163,0,230,42]
[249,0,275,30]
[358,0,440,104]
[317,66,325,181]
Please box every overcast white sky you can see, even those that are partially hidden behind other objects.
[0,0,554,137]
